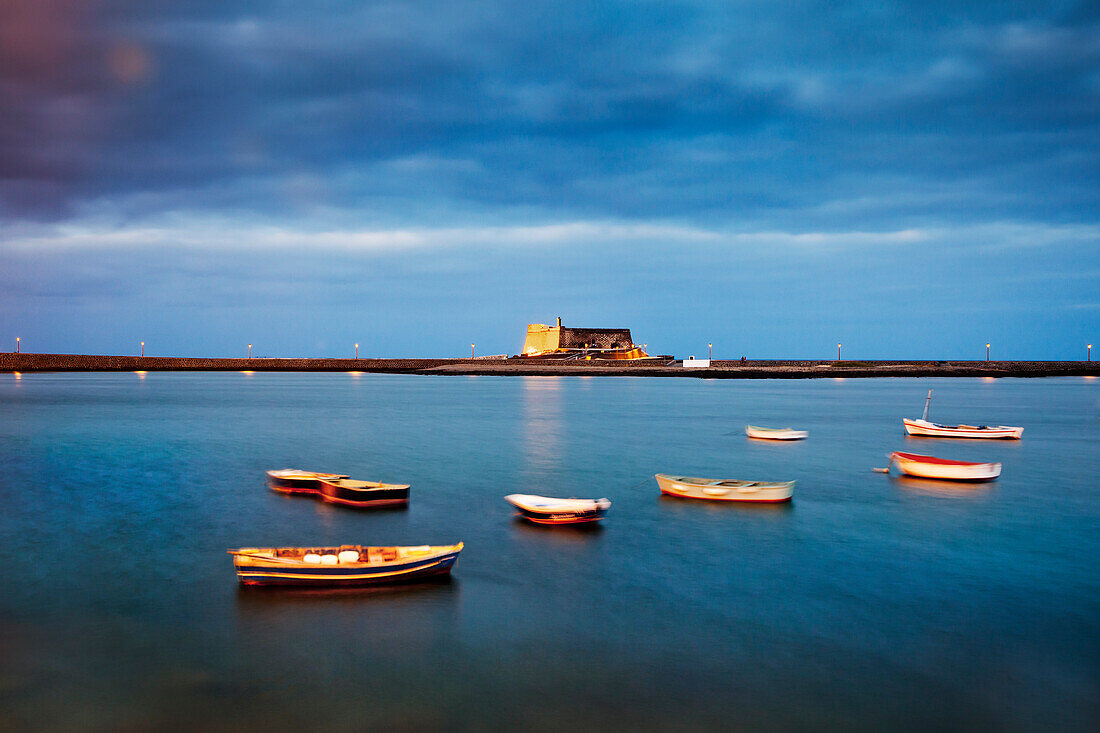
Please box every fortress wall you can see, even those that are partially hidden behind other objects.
[556,328,634,350]
[522,324,561,355]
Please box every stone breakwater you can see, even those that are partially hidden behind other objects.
[2,353,1098,378]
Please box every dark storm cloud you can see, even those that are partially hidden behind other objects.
[2,0,1097,228]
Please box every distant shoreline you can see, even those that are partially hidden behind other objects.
[2,353,1097,378]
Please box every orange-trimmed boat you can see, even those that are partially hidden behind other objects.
[266,469,348,494]
[229,543,463,587]
[504,494,610,525]
[888,451,1001,481]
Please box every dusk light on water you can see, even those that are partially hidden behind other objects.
[1,1,1098,730]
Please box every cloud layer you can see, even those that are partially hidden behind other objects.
[4,1,1098,228]
[1,1,1097,357]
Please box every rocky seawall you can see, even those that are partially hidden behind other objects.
[2,353,1097,378]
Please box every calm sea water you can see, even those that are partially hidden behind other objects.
[1,373,1097,731]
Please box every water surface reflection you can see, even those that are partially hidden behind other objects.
[890,475,996,498]
[0,373,1095,731]
[521,377,564,479]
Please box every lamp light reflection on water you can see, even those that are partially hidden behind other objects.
[241,370,255,376]
[13,371,20,380]
[522,377,563,476]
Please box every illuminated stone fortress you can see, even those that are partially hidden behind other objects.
[520,317,652,360]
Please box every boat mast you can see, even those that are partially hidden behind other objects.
[921,389,932,421]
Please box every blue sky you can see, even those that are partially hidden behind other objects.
[1,1,1097,359]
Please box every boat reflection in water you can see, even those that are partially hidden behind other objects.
[236,576,457,603]
[510,519,606,542]
[657,493,794,514]
[891,475,996,498]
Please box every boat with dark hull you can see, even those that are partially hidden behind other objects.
[504,494,611,525]
[318,478,410,508]
[229,543,463,587]
[266,469,348,494]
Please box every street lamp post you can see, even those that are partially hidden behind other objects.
[1089,344,1092,362]
[141,341,144,357]
[837,343,841,360]
[248,344,252,359]
[355,343,359,359]
[471,344,475,358]
[708,343,712,360]
[15,337,20,353]
[986,343,990,361]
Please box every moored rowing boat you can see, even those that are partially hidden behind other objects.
[266,469,349,494]
[229,543,463,587]
[746,425,808,440]
[655,473,794,503]
[902,418,1023,439]
[903,389,1022,439]
[504,494,610,524]
[318,478,410,507]
[888,451,1001,481]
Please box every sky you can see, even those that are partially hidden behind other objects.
[1,0,1098,360]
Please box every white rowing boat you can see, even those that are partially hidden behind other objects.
[655,474,794,503]
[888,451,1002,481]
[746,425,808,440]
[903,390,1022,439]
[504,494,610,524]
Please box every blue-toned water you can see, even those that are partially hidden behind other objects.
[1,373,1097,731]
